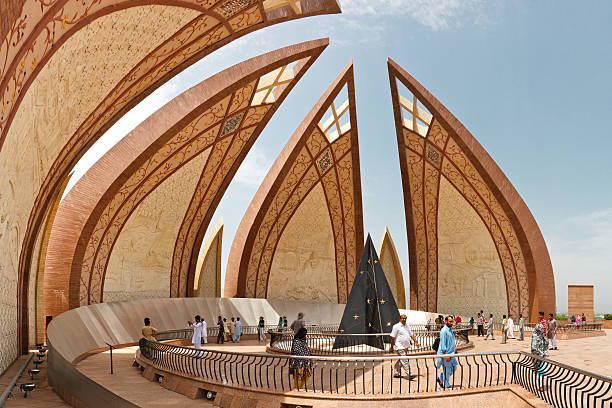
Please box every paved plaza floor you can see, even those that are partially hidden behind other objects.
[3,330,609,407]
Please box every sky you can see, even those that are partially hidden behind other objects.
[66,1,612,313]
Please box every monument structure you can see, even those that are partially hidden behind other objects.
[388,59,556,321]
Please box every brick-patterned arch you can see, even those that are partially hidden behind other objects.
[4,0,339,353]
[225,62,363,303]
[388,58,555,321]
[379,227,406,309]
[42,39,327,320]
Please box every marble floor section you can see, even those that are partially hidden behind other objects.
[76,347,213,407]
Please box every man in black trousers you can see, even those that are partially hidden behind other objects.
[216,316,224,344]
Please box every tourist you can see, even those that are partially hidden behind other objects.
[436,316,458,389]
[570,314,576,328]
[469,316,475,330]
[547,313,558,350]
[201,315,208,344]
[188,315,204,350]
[233,317,242,342]
[507,314,515,339]
[258,316,266,342]
[290,312,306,334]
[477,313,484,337]
[531,323,548,391]
[289,328,312,389]
[435,315,441,326]
[223,318,230,341]
[518,314,525,341]
[538,311,548,335]
[576,312,582,329]
[229,317,235,342]
[426,317,432,331]
[216,316,224,344]
[484,314,495,340]
[277,316,284,330]
[455,316,462,325]
[141,317,158,341]
[501,315,507,344]
[581,313,587,326]
[389,314,421,378]
[283,316,288,331]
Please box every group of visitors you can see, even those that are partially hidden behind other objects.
[215,316,243,344]
[472,309,527,342]
[569,312,587,329]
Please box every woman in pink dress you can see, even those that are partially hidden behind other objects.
[576,313,582,330]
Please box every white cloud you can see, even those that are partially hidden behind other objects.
[234,147,272,188]
[339,0,493,31]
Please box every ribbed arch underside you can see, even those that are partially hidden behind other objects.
[389,59,556,320]
[0,0,338,356]
[38,40,327,320]
[226,63,363,304]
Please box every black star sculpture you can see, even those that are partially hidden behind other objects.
[333,234,401,350]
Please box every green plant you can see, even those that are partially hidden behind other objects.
[604,314,612,320]
[556,314,568,320]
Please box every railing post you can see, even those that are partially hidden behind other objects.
[105,342,114,374]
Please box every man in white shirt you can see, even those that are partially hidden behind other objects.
[507,314,515,339]
[188,315,203,350]
[201,316,208,344]
[390,314,420,378]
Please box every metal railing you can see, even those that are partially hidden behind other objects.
[475,322,604,333]
[155,324,341,342]
[268,329,470,355]
[137,339,612,406]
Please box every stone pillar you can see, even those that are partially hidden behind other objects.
[568,284,594,322]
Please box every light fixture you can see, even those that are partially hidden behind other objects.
[28,369,40,380]
[20,383,35,398]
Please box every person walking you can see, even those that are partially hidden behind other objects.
[547,313,558,350]
[501,315,508,344]
[538,311,548,335]
[290,312,306,334]
[277,316,284,330]
[389,314,421,378]
[258,316,266,342]
[229,317,235,342]
[477,313,485,337]
[216,316,224,344]
[188,315,204,350]
[469,316,475,331]
[531,323,548,391]
[436,316,458,389]
[507,314,516,339]
[484,314,495,340]
[233,317,242,342]
[141,317,158,341]
[283,316,288,331]
[289,328,312,389]
[518,314,525,341]
[576,313,582,329]
[581,313,587,327]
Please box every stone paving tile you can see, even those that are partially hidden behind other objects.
[469,329,612,375]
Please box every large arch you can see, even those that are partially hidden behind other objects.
[42,40,327,326]
[0,0,339,360]
[388,58,555,321]
[225,62,364,303]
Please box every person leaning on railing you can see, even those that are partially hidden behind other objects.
[141,317,158,341]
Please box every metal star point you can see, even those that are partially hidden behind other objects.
[387,321,392,327]
[379,299,386,305]
[353,315,359,320]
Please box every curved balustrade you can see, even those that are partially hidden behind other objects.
[268,328,471,355]
[137,339,612,406]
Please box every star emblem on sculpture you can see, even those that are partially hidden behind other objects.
[368,322,372,327]
[366,298,371,304]
[353,315,359,320]
[379,299,385,305]
[387,322,392,327]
